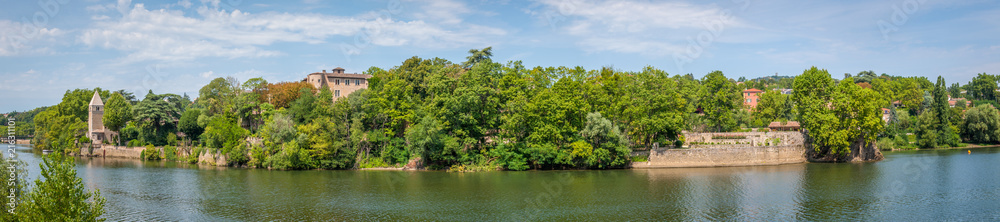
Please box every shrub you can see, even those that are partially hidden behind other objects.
[142,144,161,160]
[18,153,105,220]
[163,145,178,161]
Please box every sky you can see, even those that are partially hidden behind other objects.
[2,0,999,112]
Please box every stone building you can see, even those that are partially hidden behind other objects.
[88,91,108,144]
[303,67,372,101]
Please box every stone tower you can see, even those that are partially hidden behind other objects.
[88,91,105,143]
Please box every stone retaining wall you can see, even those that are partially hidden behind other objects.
[684,131,804,148]
[632,131,807,168]
[78,146,145,159]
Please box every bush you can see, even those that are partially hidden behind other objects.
[163,145,178,161]
[876,137,895,151]
[19,153,106,220]
[226,141,249,167]
[188,145,204,164]
[141,144,161,160]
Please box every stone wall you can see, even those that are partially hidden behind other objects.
[632,131,807,168]
[683,131,804,148]
[78,146,145,159]
[633,145,806,168]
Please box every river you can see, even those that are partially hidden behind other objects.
[10,145,1000,221]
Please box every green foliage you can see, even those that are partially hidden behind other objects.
[962,104,1000,143]
[753,89,791,126]
[163,145,179,161]
[577,112,631,168]
[32,88,108,151]
[103,92,132,146]
[0,157,28,221]
[701,71,741,132]
[265,141,314,170]
[19,153,105,221]
[199,77,240,115]
[178,109,204,142]
[793,68,885,158]
[142,144,162,160]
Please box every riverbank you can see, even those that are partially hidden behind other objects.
[632,131,808,169]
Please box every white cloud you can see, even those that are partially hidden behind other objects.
[0,20,66,56]
[407,0,472,25]
[178,0,192,9]
[535,0,745,56]
[78,3,506,63]
[200,71,213,78]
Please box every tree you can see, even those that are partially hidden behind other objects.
[263,81,316,108]
[103,92,132,146]
[178,109,204,144]
[577,112,630,168]
[19,153,105,221]
[753,89,789,126]
[962,104,1000,143]
[199,77,239,115]
[701,71,741,132]
[969,73,996,101]
[132,91,183,145]
[462,46,493,68]
[794,68,884,160]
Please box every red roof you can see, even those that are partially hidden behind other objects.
[743,88,763,93]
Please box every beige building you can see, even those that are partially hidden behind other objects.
[88,91,108,143]
[303,67,371,101]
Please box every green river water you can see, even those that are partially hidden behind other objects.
[11,145,1000,221]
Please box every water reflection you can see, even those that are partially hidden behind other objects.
[10,145,1000,221]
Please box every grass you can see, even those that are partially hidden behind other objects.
[631,155,649,162]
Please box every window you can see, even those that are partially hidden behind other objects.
[355,79,359,85]
[345,79,350,86]
[336,79,340,85]
[335,90,340,97]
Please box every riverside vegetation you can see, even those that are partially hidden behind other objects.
[1,153,106,221]
[10,48,1000,171]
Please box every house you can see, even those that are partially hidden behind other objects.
[881,108,891,123]
[302,67,372,101]
[948,99,971,108]
[780,88,792,95]
[768,121,800,131]
[743,88,764,111]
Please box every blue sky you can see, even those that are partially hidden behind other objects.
[2,0,999,112]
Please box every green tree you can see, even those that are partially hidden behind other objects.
[753,89,789,126]
[178,109,204,144]
[103,92,132,146]
[462,46,493,68]
[19,153,105,221]
[199,77,239,115]
[962,104,1000,143]
[701,71,741,132]
[577,112,630,168]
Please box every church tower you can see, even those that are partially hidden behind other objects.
[88,91,105,143]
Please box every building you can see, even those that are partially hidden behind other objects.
[743,88,764,110]
[87,91,108,144]
[768,121,800,131]
[780,88,793,95]
[303,67,372,101]
[881,108,892,123]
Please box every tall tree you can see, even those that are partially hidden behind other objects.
[102,92,132,146]
[462,46,493,68]
[701,71,741,132]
